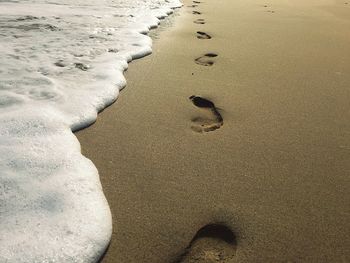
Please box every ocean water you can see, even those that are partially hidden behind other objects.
[0,0,181,262]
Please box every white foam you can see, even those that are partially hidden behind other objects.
[0,0,181,262]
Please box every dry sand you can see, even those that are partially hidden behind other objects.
[76,0,350,262]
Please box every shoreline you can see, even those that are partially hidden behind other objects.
[77,0,350,262]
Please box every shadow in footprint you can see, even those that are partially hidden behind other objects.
[193,11,202,15]
[175,224,237,262]
[193,0,201,3]
[194,18,205,24]
[197,31,211,39]
[195,53,218,66]
[188,4,198,7]
[189,95,223,133]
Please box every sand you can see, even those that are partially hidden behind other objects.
[76,0,350,262]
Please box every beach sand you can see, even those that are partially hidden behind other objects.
[76,0,350,262]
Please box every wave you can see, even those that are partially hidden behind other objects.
[0,0,181,262]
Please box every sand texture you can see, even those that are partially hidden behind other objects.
[76,0,350,262]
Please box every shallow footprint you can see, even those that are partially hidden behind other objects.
[189,95,223,133]
[193,11,202,15]
[175,224,237,262]
[194,18,205,24]
[197,31,211,39]
[195,53,218,66]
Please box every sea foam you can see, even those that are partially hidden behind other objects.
[0,0,181,262]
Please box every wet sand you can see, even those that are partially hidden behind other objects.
[76,0,350,262]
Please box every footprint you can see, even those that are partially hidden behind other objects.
[192,11,202,15]
[263,4,275,12]
[175,224,237,262]
[194,18,205,24]
[188,4,198,7]
[195,53,218,67]
[197,31,211,39]
[193,1,201,3]
[189,96,223,133]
